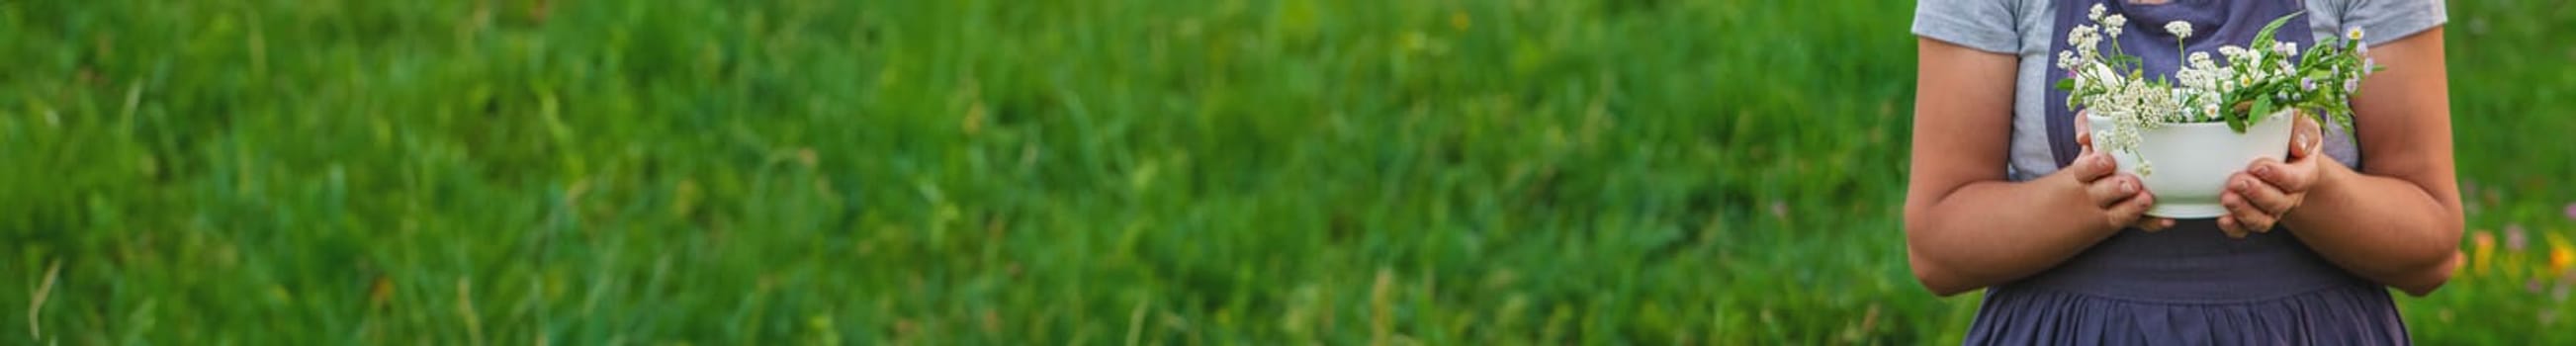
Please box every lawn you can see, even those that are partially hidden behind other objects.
[3,0,2571,344]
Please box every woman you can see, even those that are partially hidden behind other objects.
[1905,0,2459,343]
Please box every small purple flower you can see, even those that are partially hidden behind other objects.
[2301,77,2316,91]
[2562,203,2575,220]
[2508,224,2529,251]
[2345,79,2358,93]
[2533,279,2547,294]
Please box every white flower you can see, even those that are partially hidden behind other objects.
[2166,21,2193,39]
[2069,25,2102,55]
[2056,9,2373,174]
[2347,27,2366,41]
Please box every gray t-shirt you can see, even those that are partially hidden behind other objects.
[1911,0,2446,181]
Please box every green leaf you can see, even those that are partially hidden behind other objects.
[2252,11,2306,48]
[2056,78,2075,91]
[2239,97,2273,133]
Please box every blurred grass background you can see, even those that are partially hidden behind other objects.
[0,0,2569,344]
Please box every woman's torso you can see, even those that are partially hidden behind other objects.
[1961,0,2431,343]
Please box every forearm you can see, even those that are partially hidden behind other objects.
[2282,161,2463,295]
[1907,180,2119,296]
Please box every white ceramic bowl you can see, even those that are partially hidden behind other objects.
[2086,110,2294,218]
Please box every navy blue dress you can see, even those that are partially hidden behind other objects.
[1965,0,2410,344]
[1963,221,2409,344]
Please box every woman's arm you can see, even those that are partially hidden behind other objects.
[1905,38,2161,297]
[2275,28,2463,297]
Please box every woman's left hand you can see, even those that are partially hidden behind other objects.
[2220,114,2328,238]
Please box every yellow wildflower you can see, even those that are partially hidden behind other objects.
[2552,246,2574,276]
[2550,233,2576,277]
[2471,230,2494,276]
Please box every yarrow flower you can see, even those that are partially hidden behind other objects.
[2166,21,2193,39]
[2103,15,2127,37]
[2069,25,2101,53]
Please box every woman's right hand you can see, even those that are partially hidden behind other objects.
[2069,111,2176,231]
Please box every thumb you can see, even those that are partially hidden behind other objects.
[2290,114,2323,158]
[2074,109,2098,156]
[2077,131,2094,155]
[2074,110,2092,140]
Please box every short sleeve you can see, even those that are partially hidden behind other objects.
[1913,0,2021,53]
[2341,0,2446,45]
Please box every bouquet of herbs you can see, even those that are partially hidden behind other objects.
[2055,4,2380,175]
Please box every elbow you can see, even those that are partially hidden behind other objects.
[2383,211,2463,296]
[2392,250,2462,297]
[1906,234,1976,297]
[1904,202,1982,297]
[1905,209,1978,297]
[1910,254,1975,297]
[2398,213,2466,295]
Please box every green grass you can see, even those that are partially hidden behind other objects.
[1,0,2570,344]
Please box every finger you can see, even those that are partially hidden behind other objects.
[2221,192,2278,233]
[2065,151,2118,183]
[2133,216,2176,232]
[2289,112,2323,158]
[2075,110,2090,130]
[2075,110,2095,152]
[2103,190,2154,229]
[2217,216,2252,239]
[2075,111,2093,145]
[2246,158,2315,193]
[2077,130,2092,153]
[2086,174,2141,207]
[2232,174,2298,216]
